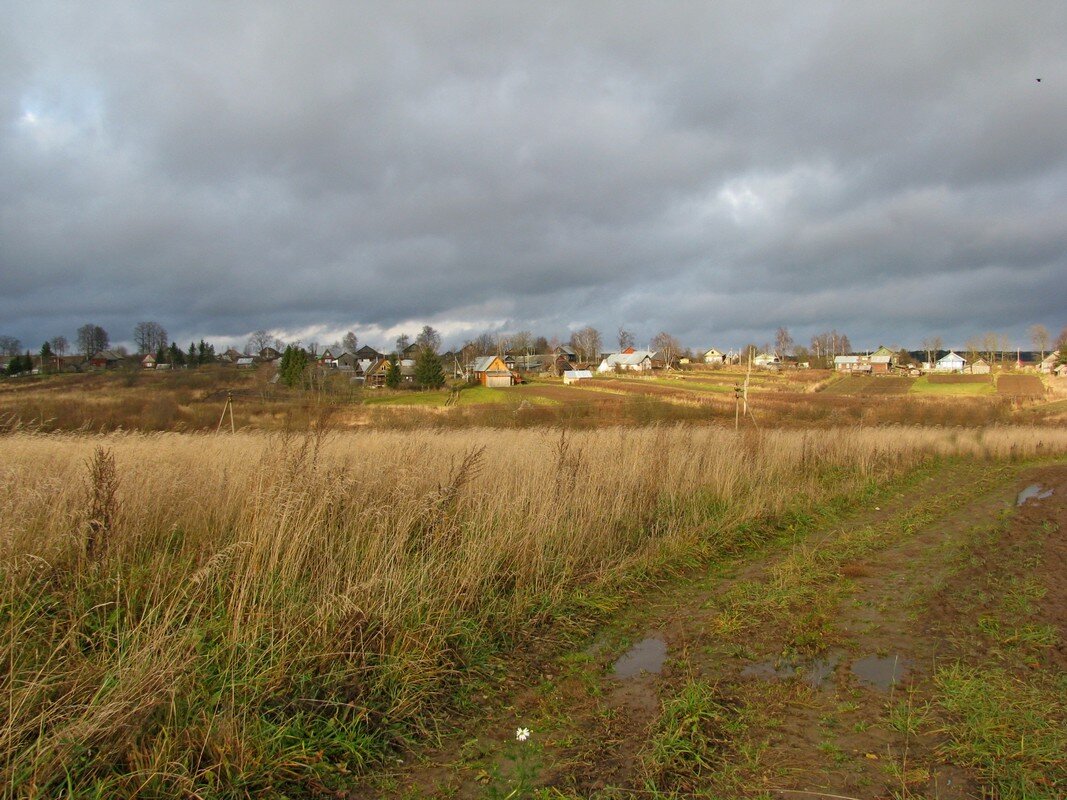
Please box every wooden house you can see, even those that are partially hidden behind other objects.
[703,348,726,365]
[471,355,514,387]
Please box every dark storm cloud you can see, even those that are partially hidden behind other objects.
[1,1,1065,354]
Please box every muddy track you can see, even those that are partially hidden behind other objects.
[360,460,1066,799]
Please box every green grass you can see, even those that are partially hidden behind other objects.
[457,386,557,406]
[638,679,753,793]
[363,390,451,406]
[910,377,995,396]
[934,664,1066,798]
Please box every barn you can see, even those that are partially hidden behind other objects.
[471,355,515,387]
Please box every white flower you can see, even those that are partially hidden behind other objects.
[515,727,531,742]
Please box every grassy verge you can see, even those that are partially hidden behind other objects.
[4,428,1067,797]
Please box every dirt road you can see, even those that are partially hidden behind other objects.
[361,460,1067,799]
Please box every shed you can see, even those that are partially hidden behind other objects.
[563,369,593,385]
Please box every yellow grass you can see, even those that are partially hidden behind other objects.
[3,425,1067,795]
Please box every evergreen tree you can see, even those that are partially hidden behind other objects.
[279,345,308,387]
[187,342,198,367]
[40,341,54,373]
[414,347,445,389]
[169,341,185,366]
[156,344,167,365]
[385,355,401,389]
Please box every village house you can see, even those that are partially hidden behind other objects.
[703,348,726,365]
[934,351,967,373]
[89,350,125,369]
[596,349,654,373]
[752,352,780,369]
[141,353,156,369]
[968,358,991,375]
[471,355,515,387]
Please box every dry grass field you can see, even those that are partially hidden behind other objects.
[1,367,1056,432]
[4,425,1067,797]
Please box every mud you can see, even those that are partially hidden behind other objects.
[611,636,667,678]
[850,653,910,691]
[367,461,1067,800]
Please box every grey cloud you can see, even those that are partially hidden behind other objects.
[2,2,1065,353]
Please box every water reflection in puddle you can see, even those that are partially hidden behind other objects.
[613,637,667,678]
[851,654,910,691]
[741,660,794,680]
[803,656,838,688]
[1017,484,1054,506]
[742,653,839,688]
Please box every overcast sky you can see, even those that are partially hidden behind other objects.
[2,1,1065,354]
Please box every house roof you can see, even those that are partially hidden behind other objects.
[563,370,593,379]
[937,351,965,362]
[472,355,507,373]
[600,350,654,367]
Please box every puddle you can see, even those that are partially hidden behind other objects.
[742,653,839,688]
[851,654,910,691]
[1017,484,1054,506]
[802,655,839,688]
[613,637,667,678]
[741,660,795,680]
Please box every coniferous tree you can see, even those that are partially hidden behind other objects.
[385,355,401,389]
[40,341,54,373]
[169,342,185,366]
[414,347,445,389]
[279,345,308,387]
[187,343,198,368]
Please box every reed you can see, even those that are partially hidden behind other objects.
[2,425,1065,796]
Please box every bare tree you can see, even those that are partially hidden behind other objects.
[617,327,635,351]
[77,324,109,358]
[0,336,21,356]
[246,329,274,355]
[570,326,602,364]
[134,321,168,354]
[774,326,794,357]
[1028,324,1050,362]
[508,330,533,355]
[921,336,943,368]
[50,335,68,357]
[415,325,442,353]
[470,332,497,356]
[1055,326,1067,364]
[395,333,411,355]
[342,331,358,353]
[651,331,682,367]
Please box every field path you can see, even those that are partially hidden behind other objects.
[358,459,1067,799]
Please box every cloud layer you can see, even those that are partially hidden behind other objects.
[2,2,1065,352]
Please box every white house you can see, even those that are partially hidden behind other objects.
[596,350,655,373]
[752,353,780,369]
[703,348,726,365]
[934,351,966,372]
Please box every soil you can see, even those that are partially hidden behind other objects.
[355,460,1067,799]
[996,374,1046,397]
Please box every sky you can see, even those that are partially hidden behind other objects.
[2,1,1065,355]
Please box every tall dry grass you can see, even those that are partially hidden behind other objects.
[2,425,1066,796]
